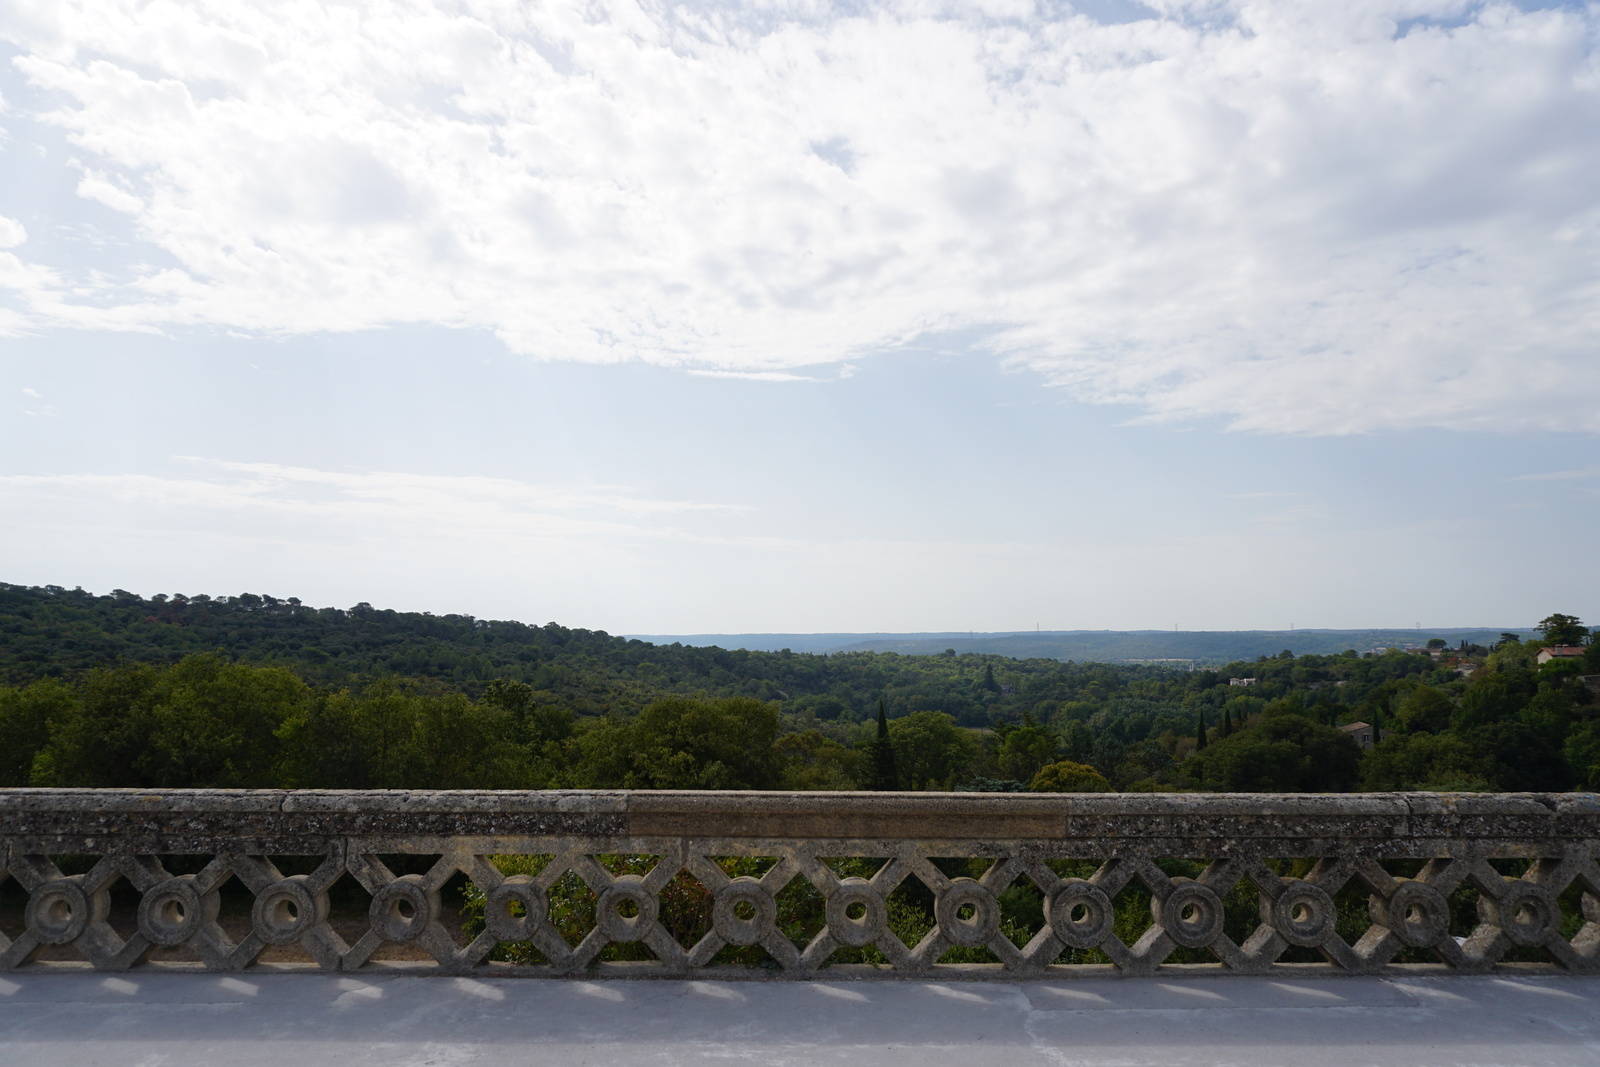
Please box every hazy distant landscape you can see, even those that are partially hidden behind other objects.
[631,629,1537,664]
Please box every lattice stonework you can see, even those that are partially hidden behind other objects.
[2,790,1598,977]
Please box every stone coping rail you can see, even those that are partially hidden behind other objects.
[2,789,1598,978]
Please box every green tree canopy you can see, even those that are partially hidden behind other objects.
[568,696,784,790]
[888,711,980,789]
[34,654,307,788]
[1360,732,1491,792]
[1536,614,1589,647]
[1396,685,1453,734]
[0,678,75,786]
[776,730,860,790]
[863,700,901,790]
[1031,760,1112,792]
[1183,713,1360,792]
[994,723,1058,783]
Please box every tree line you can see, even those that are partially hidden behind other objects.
[0,583,1594,794]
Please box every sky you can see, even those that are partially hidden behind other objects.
[1,0,1597,634]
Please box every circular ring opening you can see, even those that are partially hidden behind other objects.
[826,882,886,948]
[1272,881,1335,948]
[485,877,547,942]
[1496,883,1559,947]
[253,877,323,946]
[1381,881,1449,948]
[138,879,211,947]
[596,878,659,943]
[1050,880,1113,949]
[935,879,1000,947]
[713,879,775,947]
[1158,880,1223,949]
[368,877,434,943]
[28,880,95,945]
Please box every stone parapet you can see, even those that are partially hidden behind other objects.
[2,790,1598,978]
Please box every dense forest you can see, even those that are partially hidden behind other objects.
[1,583,1595,794]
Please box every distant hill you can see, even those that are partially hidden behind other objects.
[630,628,1535,664]
[625,632,977,654]
[5,584,1590,797]
[14,582,1383,732]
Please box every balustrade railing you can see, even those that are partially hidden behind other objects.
[2,789,1597,977]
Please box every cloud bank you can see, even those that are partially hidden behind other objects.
[3,0,1598,432]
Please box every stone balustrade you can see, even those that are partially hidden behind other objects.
[2,789,1598,978]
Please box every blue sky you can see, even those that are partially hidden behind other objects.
[2,1,1597,633]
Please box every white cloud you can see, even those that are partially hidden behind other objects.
[1513,466,1600,482]
[74,172,144,214]
[18,385,58,415]
[1,459,749,526]
[687,369,829,382]
[2,1,1599,433]
[0,217,25,248]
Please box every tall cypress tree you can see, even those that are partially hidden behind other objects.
[1195,708,1208,750]
[868,699,900,790]
[1221,707,1233,738]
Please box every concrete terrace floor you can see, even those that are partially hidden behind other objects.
[1,972,1599,1067]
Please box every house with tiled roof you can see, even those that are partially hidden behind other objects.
[1339,721,1389,750]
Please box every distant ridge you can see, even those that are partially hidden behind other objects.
[626,628,1536,664]
[625,632,978,654]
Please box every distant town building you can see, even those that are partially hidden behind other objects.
[1340,721,1389,750]
[1229,677,1257,687]
[998,683,1017,696]
[1536,647,1587,664]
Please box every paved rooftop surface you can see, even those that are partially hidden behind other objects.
[1,972,1598,1066]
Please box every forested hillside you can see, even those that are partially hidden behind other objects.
[1,583,1595,794]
